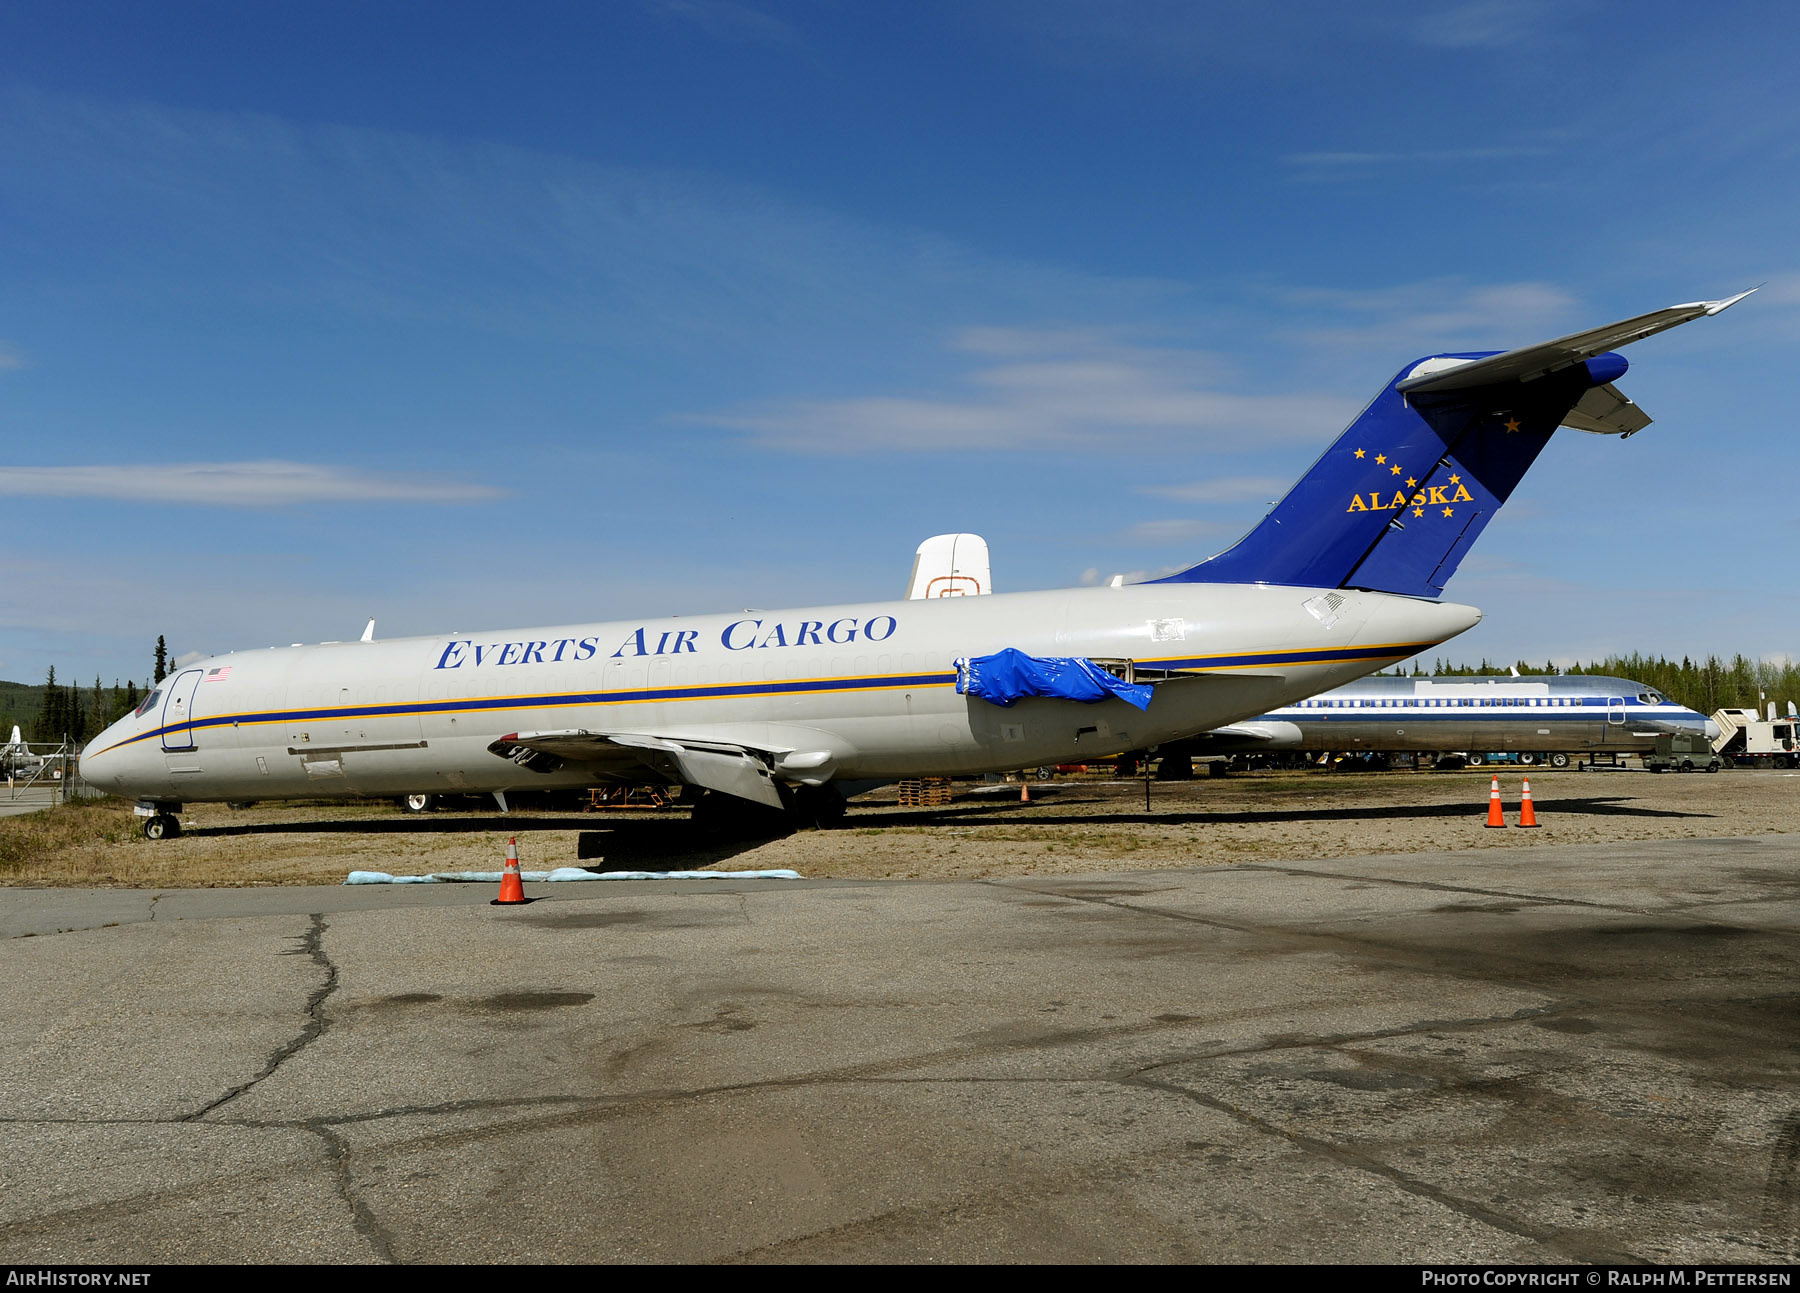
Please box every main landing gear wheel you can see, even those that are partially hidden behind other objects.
[788,784,848,829]
[142,814,181,841]
[400,794,436,813]
[690,789,792,840]
[1549,753,1570,769]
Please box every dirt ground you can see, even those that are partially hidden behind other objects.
[4,765,1797,887]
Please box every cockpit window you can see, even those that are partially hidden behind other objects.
[1640,692,1664,704]
[135,689,161,718]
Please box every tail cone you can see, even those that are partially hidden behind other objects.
[1485,776,1506,829]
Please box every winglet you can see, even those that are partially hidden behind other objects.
[1703,287,1758,316]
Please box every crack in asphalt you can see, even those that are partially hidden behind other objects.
[183,913,338,1122]
[311,1121,400,1263]
[0,985,1767,1262]
[1118,1069,1647,1266]
[1232,861,1653,911]
[5,862,1792,1260]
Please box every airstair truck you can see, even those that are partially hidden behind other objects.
[1711,703,1799,769]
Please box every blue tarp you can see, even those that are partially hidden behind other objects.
[956,648,1154,711]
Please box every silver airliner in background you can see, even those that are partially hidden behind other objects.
[1185,673,1715,767]
[79,292,1750,838]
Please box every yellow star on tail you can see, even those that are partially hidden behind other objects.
[1442,506,1455,517]
[1406,477,1417,488]
[1504,418,1521,432]
[1448,473,1461,484]
[1354,448,1365,458]
[1390,464,1402,475]
[1375,453,1386,464]
[1413,506,1424,517]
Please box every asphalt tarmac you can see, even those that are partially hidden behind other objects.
[2,833,1797,1263]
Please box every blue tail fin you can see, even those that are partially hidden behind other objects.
[1154,293,1751,597]
[1152,360,1586,596]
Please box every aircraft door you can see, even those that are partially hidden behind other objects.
[160,670,204,752]
[1607,696,1626,726]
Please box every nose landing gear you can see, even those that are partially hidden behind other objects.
[136,800,184,840]
[142,814,182,840]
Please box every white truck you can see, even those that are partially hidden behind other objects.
[1710,703,1799,769]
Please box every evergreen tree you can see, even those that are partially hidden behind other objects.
[34,667,60,742]
[64,679,83,746]
[153,636,168,684]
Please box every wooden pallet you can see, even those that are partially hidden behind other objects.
[586,784,674,810]
[896,777,954,807]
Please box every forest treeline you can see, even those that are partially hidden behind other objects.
[3,640,1796,746]
[0,637,172,745]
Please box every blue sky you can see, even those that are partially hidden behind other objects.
[2,0,1796,686]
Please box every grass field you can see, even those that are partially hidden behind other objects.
[4,766,1796,888]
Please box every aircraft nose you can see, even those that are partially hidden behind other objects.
[79,733,124,792]
[1704,719,1721,741]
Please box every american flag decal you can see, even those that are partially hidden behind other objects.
[205,666,233,682]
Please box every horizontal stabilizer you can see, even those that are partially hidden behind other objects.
[1398,290,1754,394]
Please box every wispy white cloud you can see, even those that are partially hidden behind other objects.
[691,328,1354,453]
[648,0,799,45]
[0,343,25,371]
[0,86,1182,385]
[1283,144,1553,173]
[1123,518,1234,544]
[1142,475,1287,504]
[1275,279,1580,358]
[1761,273,1800,305]
[1078,564,1183,586]
[0,462,504,507]
[1411,1,1546,49]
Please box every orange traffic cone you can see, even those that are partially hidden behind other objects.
[491,836,528,905]
[1518,777,1540,828]
[1019,780,1030,804]
[1484,776,1506,828]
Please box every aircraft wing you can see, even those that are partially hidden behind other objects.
[1396,290,1755,396]
[488,729,786,809]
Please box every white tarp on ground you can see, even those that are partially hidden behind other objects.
[344,868,802,885]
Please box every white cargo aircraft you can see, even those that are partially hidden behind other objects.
[2,725,42,779]
[82,293,1750,839]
